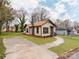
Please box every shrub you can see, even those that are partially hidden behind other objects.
[0,38,6,59]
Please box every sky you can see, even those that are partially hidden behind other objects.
[11,0,79,21]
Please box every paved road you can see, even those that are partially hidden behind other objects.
[4,37,58,59]
[68,52,79,59]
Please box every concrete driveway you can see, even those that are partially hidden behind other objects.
[4,37,58,59]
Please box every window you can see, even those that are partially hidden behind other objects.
[43,27,48,34]
[26,28,28,33]
[36,27,39,34]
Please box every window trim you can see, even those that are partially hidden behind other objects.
[43,27,48,34]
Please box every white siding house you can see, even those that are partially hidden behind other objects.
[70,28,77,35]
[41,22,54,37]
[24,20,56,37]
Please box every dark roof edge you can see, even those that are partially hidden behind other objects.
[48,19,57,27]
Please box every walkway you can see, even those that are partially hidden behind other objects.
[41,37,64,49]
[4,37,58,59]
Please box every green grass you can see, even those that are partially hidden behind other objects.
[0,32,22,38]
[1,32,79,56]
[0,32,55,45]
[49,35,79,56]
[0,38,6,59]
[22,35,55,45]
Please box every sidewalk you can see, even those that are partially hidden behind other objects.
[41,37,64,49]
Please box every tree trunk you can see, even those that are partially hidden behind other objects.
[32,26,34,35]
[20,24,24,32]
[0,21,3,34]
[31,16,35,35]
[15,25,18,32]
[0,0,3,7]
[6,21,9,32]
[0,25,2,34]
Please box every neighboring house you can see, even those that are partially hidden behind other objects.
[2,23,15,32]
[24,20,56,37]
[76,27,79,35]
[56,27,77,35]
[70,28,77,35]
[66,27,78,35]
[2,25,15,32]
[56,27,67,35]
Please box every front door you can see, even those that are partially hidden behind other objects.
[50,26,53,36]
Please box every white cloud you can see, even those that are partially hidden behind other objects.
[50,0,79,21]
[60,0,73,3]
[11,0,41,13]
[55,3,66,14]
[41,6,51,12]
[50,11,58,19]
[60,0,78,7]
[62,13,71,20]
[41,0,46,2]
[50,1,67,20]
[10,0,79,21]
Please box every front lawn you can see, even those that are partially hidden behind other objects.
[0,32,55,45]
[22,35,55,45]
[0,32,22,38]
[1,32,79,56]
[49,35,79,56]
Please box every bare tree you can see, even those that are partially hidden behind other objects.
[73,21,79,33]
[55,19,71,28]
[0,0,14,33]
[31,17,35,35]
[40,8,50,20]
[32,7,50,22]
[16,9,28,32]
[63,19,71,28]
[5,8,14,32]
[0,0,3,7]
[30,7,50,35]
[55,19,62,27]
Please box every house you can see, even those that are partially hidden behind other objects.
[70,28,77,35]
[56,27,78,35]
[75,26,79,35]
[66,27,78,35]
[56,27,67,35]
[2,23,15,32]
[24,20,56,37]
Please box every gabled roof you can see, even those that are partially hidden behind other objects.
[33,20,47,27]
[48,20,57,27]
[29,20,56,27]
